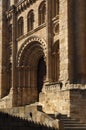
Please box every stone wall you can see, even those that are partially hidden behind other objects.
[40,83,86,123]
[17,26,47,52]
[0,88,13,109]
[70,89,86,123]
[39,83,70,116]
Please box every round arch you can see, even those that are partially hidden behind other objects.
[17,36,47,66]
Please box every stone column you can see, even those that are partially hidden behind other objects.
[11,7,17,88]
[34,67,38,93]
[22,66,25,88]
[17,67,22,106]
[0,1,2,97]
[46,0,53,83]
[26,66,31,103]
[25,67,28,87]
[0,0,9,97]
[74,0,86,83]
[11,6,17,106]
[17,67,20,88]
[23,67,26,87]
[59,0,69,84]
[23,66,32,105]
[28,66,31,88]
[52,53,55,82]
[52,52,57,82]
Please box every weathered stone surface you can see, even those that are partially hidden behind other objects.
[0,0,86,127]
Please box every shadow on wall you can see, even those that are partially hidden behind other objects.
[0,112,55,130]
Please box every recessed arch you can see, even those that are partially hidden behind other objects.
[16,37,47,106]
[19,42,44,66]
[17,36,47,66]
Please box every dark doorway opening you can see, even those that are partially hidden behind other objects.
[37,56,46,98]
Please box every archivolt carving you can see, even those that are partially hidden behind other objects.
[17,36,47,66]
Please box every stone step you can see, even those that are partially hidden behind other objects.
[61,118,79,121]
[63,121,85,124]
[48,114,55,119]
[60,115,70,119]
[59,114,86,130]
[48,113,69,119]
[58,114,67,118]
[64,126,86,130]
[61,119,80,124]
[64,124,86,127]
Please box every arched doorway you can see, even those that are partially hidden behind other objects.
[16,41,46,106]
[37,56,46,99]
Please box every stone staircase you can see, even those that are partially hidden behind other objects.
[48,114,86,130]
[0,112,56,130]
[59,114,86,130]
[0,105,63,129]
[1,104,86,130]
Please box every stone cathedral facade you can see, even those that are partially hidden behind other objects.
[0,0,86,124]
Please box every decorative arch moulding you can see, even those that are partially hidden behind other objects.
[17,36,47,66]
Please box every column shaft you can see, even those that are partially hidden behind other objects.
[46,0,53,83]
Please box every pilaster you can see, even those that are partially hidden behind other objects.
[11,6,17,106]
[0,0,2,97]
[0,0,8,97]
[46,0,53,83]
[59,0,69,84]
[74,0,86,83]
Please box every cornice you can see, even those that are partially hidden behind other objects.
[6,5,16,20]
[6,0,37,20]
[16,0,37,14]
